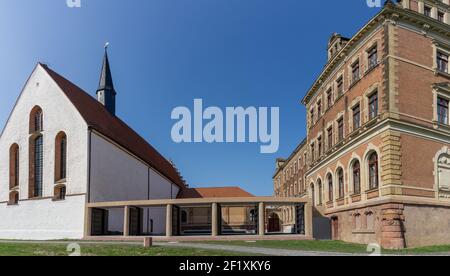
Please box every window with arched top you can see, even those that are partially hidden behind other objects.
[366,212,375,230]
[354,213,361,230]
[337,169,345,199]
[368,153,379,190]
[29,106,43,133]
[29,135,44,198]
[352,161,361,194]
[9,144,19,190]
[317,179,322,205]
[55,132,67,182]
[327,174,333,202]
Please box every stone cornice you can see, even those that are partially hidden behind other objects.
[301,3,450,106]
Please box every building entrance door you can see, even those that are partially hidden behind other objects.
[268,213,280,233]
[331,217,339,240]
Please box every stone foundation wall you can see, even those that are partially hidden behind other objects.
[403,204,450,248]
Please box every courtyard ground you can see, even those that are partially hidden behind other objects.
[1,240,450,256]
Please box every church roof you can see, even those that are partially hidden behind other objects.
[40,63,186,190]
[177,187,254,199]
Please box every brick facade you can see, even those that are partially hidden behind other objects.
[274,1,450,248]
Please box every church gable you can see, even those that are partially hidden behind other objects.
[0,64,89,202]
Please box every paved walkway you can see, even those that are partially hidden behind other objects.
[155,242,364,256]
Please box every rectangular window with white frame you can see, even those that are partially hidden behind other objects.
[437,51,449,73]
[438,97,449,125]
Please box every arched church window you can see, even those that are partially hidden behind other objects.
[9,144,19,189]
[55,132,67,182]
[32,135,44,198]
[29,106,43,133]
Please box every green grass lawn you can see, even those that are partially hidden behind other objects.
[0,242,251,256]
[205,240,450,255]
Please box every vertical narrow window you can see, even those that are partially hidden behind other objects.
[328,174,333,202]
[317,100,322,118]
[337,118,344,142]
[55,132,68,183]
[311,143,315,162]
[438,97,449,124]
[317,180,322,205]
[34,135,43,198]
[437,52,449,73]
[318,136,322,157]
[353,161,361,194]
[310,108,315,125]
[327,89,333,109]
[60,135,67,180]
[353,104,361,130]
[369,92,379,120]
[9,144,19,189]
[327,127,333,149]
[351,60,360,84]
[336,77,344,97]
[369,152,379,190]
[338,169,345,199]
[367,46,378,70]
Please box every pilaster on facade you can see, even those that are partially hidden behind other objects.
[380,130,403,196]
[383,17,401,120]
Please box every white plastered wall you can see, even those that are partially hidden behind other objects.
[0,65,89,240]
[89,132,180,235]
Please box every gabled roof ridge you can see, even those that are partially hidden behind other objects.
[40,64,186,189]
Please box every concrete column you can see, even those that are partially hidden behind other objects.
[84,207,92,238]
[166,204,173,237]
[258,202,265,236]
[304,202,313,238]
[211,203,218,237]
[123,206,130,237]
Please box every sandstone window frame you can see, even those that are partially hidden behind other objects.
[336,167,345,199]
[367,151,380,191]
[364,40,380,73]
[432,84,450,127]
[326,172,334,203]
[349,55,361,87]
[433,146,450,199]
[336,114,345,143]
[433,42,450,75]
[349,98,362,133]
[351,160,362,195]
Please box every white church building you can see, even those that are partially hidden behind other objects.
[0,51,186,240]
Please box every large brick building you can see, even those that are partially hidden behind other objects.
[274,0,450,249]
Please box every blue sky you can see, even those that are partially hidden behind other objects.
[0,0,379,196]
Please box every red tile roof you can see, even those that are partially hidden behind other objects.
[40,64,186,189]
[177,187,254,199]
